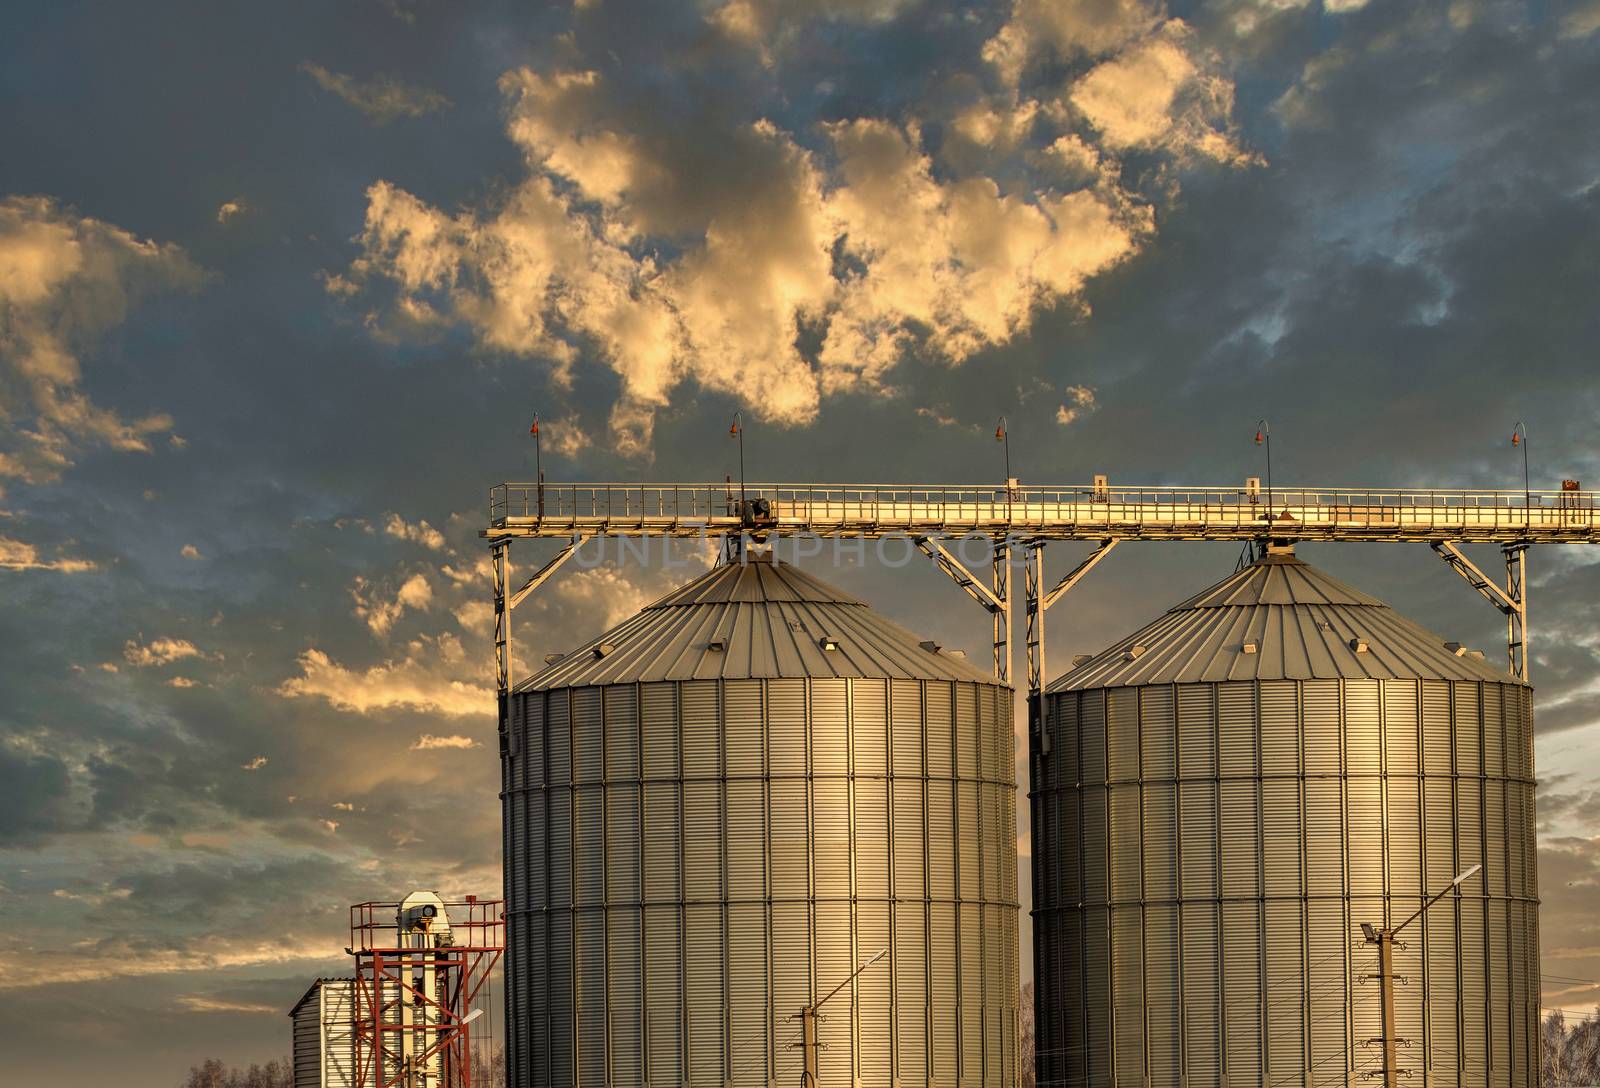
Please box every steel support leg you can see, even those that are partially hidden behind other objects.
[1024,543,1045,752]
[492,540,510,736]
[1505,543,1528,681]
[1430,541,1530,682]
[993,537,1010,683]
[493,534,588,741]
[1027,538,1120,736]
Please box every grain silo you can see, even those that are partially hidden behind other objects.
[502,552,1020,1086]
[288,978,355,1088]
[1031,545,1539,1087]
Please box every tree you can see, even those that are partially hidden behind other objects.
[1019,981,1036,1088]
[1544,1009,1600,1086]
[181,1058,291,1088]
[472,1044,507,1088]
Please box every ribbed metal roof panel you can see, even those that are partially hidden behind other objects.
[1049,551,1518,690]
[519,555,995,689]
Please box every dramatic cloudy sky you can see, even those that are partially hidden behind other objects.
[3,0,1600,1082]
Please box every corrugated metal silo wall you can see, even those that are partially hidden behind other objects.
[292,994,320,1088]
[1032,679,1539,1088]
[504,677,1020,1086]
[323,981,357,1088]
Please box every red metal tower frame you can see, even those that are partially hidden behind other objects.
[349,897,504,1088]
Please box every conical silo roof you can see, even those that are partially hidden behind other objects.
[1048,548,1519,690]
[519,552,996,689]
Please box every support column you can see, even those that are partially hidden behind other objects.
[800,1005,819,1088]
[1429,541,1531,683]
[1378,929,1398,1088]
[993,537,1011,683]
[1505,543,1528,681]
[1024,543,1044,745]
[493,539,510,735]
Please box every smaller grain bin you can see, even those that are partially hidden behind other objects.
[503,553,1020,1087]
[289,978,355,1088]
[1031,546,1539,1088]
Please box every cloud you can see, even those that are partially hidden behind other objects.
[165,676,199,689]
[382,512,445,550]
[541,415,592,458]
[410,733,479,750]
[122,637,206,668]
[241,756,267,770]
[180,543,202,559]
[440,555,491,587]
[1055,384,1098,425]
[0,744,74,844]
[1563,1,1600,38]
[174,994,279,1015]
[300,62,451,123]
[709,0,915,54]
[276,637,491,717]
[343,64,1179,451]
[1068,22,1254,164]
[545,565,660,630]
[826,119,1148,384]
[51,886,132,906]
[351,572,433,635]
[984,0,1161,82]
[452,599,494,635]
[0,196,201,484]
[215,200,247,224]
[0,534,95,572]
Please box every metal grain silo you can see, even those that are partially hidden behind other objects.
[1031,546,1538,1088]
[504,553,1019,1087]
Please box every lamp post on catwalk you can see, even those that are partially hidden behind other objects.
[529,411,543,517]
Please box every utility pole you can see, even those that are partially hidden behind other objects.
[797,948,886,1087]
[1363,863,1481,1087]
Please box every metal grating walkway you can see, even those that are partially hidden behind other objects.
[485,481,1600,543]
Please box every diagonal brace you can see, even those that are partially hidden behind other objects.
[1430,541,1516,615]
[508,534,591,610]
[914,535,1003,613]
[1038,538,1119,613]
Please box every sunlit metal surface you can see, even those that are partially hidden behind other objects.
[1032,553,1539,1087]
[503,557,1020,1086]
[487,482,1600,542]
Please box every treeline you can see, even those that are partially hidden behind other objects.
[182,1052,505,1087]
[181,1058,291,1088]
[1546,1010,1600,1086]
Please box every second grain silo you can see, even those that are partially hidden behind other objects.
[1031,545,1539,1087]
[503,552,1019,1087]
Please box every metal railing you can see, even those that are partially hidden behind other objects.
[486,482,1599,543]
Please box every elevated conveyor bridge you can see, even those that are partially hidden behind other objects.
[483,479,1598,730]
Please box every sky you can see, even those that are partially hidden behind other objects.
[2,0,1600,1082]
